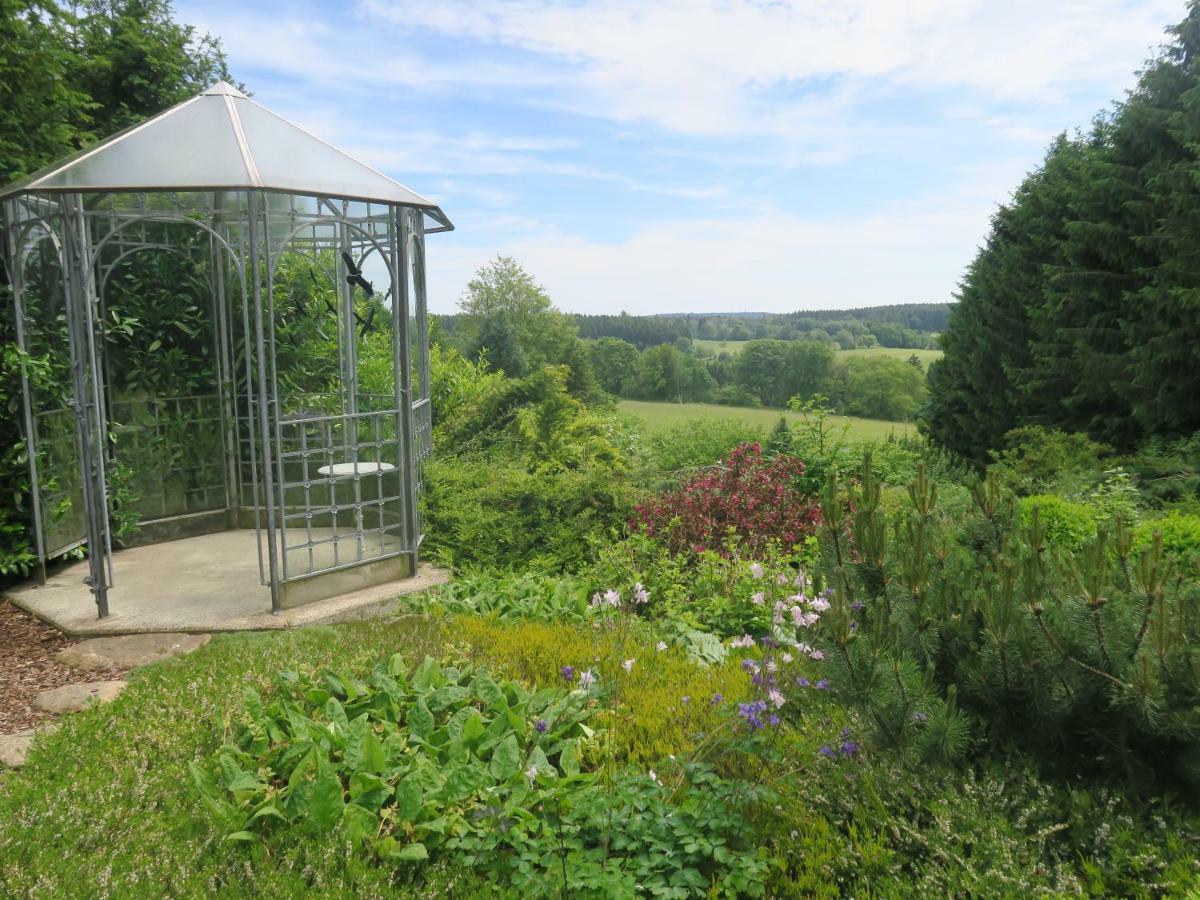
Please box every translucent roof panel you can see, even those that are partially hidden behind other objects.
[0,83,450,226]
[234,99,429,206]
[28,96,248,193]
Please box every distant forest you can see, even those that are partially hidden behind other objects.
[570,303,949,350]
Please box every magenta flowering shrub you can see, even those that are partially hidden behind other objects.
[632,442,822,556]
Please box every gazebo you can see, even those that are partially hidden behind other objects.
[0,82,451,623]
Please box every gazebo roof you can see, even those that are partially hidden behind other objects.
[0,82,450,225]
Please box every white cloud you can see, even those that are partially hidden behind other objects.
[360,0,1181,137]
[424,162,1027,315]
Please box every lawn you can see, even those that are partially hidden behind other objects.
[618,399,913,441]
[693,338,943,368]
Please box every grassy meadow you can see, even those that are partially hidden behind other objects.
[693,338,942,367]
[618,398,913,441]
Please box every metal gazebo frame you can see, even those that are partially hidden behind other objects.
[0,82,452,618]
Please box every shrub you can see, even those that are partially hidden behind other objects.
[632,443,822,557]
[421,454,637,572]
[644,417,763,472]
[1135,511,1200,575]
[990,425,1112,495]
[1017,494,1099,550]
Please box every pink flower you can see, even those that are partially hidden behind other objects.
[768,689,786,709]
[749,563,765,579]
[751,591,765,606]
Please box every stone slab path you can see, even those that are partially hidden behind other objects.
[2,622,213,769]
[34,680,127,714]
[0,723,59,769]
[55,633,211,670]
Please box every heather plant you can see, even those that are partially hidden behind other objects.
[632,442,822,557]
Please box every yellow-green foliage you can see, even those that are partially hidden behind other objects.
[452,617,751,765]
[1135,511,1200,575]
[1018,494,1099,549]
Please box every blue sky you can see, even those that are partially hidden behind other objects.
[180,0,1186,314]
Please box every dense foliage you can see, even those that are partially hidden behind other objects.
[927,2,1200,458]
[0,0,233,578]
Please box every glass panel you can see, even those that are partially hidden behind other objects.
[100,233,225,523]
[19,228,87,556]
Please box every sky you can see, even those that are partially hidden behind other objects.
[178,0,1187,315]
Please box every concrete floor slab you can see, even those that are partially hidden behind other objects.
[4,530,450,636]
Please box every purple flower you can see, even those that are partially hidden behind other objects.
[839,727,851,738]
[850,600,865,612]
[535,719,548,734]
[814,679,830,690]
[768,714,781,727]
[840,741,860,757]
[741,659,760,673]
[795,677,810,687]
[818,745,836,758]
[681,695,691,705]
[710,693,724,705]
[560,666,576,682]
[737,700,769,730]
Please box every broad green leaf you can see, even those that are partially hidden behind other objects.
[411,656,444,691]
[361,729,385,773]
[348,772,390,810]
[324,697,349,735]
[387,653,407,678]
[223,830,258,843]
[407,699,434,741]
[341,803,378,847]
[426,685,470,710]
[462,711,487,747]
[395,777,422,821]
[343,715,369,769]
[377,838,428,862]
[489,733,521,781]
[309,770,345,829]
[472,673,506,710]
[559,739,580,777]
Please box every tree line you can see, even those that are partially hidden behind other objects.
[588,337,927,421]
[927,2,1200,460]
[437,258,930,423]
[569,305,947,350]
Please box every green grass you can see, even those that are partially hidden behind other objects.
[617,399,913,441]
[692,338,942,368]
[835,347,942,366]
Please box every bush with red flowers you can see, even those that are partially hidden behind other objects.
[632,442,822,556]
